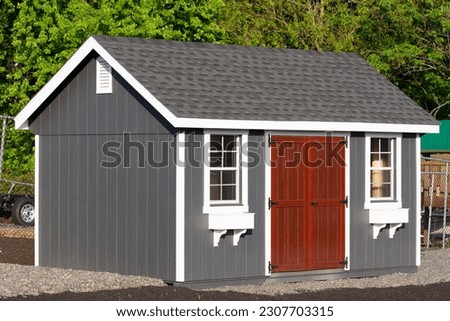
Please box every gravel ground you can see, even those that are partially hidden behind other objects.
[215,249,450,295]
[1,235,449,300]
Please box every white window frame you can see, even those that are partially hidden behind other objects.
[209,135,241,205]
[364,133,402,210]
[203,130,249,214]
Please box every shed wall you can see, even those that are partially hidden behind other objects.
[184,131,266,282]
[31,57,176,281]
[349,133,417,269]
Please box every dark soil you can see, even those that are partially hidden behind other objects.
[1,236,450,301]
[0,236,34,265]
[3,282,450,301]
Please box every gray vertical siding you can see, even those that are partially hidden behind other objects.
[184,131,266,282]
[349,133,417,270]
[31,56,176,281]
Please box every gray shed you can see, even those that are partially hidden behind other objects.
[15,35,439,286]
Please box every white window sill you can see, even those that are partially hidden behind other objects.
[364,200,403,210]
[369,208,409,239]
[206,212,255,247]
[203,205,249,214]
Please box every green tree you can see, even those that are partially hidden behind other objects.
[0,0,226,176]
[356,0,450,119]
[220,0,358,51]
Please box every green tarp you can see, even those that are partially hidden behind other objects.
[421,120,450,152]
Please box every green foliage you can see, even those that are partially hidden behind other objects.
[221,0,450,120]
[1,0,449,178]
[0,0,226,176]
[355,0,450,119]
[220,0,358,51]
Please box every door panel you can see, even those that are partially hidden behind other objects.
[271,136,345,272]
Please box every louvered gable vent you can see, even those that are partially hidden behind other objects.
[96,57,112,94]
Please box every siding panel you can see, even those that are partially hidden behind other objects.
[349,133,417,270]
[33,57,176,281]
[184,132,266,282]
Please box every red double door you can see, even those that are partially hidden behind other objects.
[271,136,346,272]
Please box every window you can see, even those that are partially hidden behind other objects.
[203,131,249,214]
[209,135,240,203]
[365,134,402,209]
[370,137,394,199]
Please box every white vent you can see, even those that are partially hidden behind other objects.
[96,57,112,94]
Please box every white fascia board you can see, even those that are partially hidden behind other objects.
[176,118,439,134]
[14,36,178,130]
[34,135,39,267]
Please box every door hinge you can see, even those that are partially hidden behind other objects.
[268,197,277,210]
[340,257,348,269]
[340,137,348,148]
[340,195,348,208]
[268,261,278,273]
[268,135,277,146]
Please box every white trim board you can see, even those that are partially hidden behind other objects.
[34,135,40,267]
[14,36,178,130]
[175,132,186,282]
[264,132,271,276]
[14,38,439,135]
[415,134,421,266]
[344,135,350,270]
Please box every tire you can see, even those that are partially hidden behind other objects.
[11,197,35,226]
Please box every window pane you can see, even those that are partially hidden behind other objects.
[371,153,380,164]
[371,138,379,152]
[381,138,390,152]
[222,186,236,200]
[210,152,222,167]
[210,171,221,185]
[224,151,236,167]
[371,184,380,198]
[210,186,221,200]
[210,135,222,151]
[223,136,237,151]
[222,170,236,184]
[381,184,391,197]
[381,169,391,183]
[380,153,391,167]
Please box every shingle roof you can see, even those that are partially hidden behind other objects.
[93,35,437,126]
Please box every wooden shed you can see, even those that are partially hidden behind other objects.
[15,35,439,286]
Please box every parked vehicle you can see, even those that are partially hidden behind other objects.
[0,115,34,226]
[0,194,34,226]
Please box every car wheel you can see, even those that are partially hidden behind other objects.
[12,197,35,226]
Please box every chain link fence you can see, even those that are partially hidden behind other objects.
[0,223,34,238]
[421,156,450,248]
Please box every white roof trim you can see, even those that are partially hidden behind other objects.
[14,36,178,130]
[14,36,440,135]
[176,118,439,134]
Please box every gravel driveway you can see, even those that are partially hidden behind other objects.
[1,248,449,299]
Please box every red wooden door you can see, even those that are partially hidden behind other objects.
[271,136,346,272]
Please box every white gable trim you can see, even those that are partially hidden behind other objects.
[15,36,178,130]
[14,36,439,135]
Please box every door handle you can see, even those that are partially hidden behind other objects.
[311,201,318,206]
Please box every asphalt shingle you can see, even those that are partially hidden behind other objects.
[93,35,437,126]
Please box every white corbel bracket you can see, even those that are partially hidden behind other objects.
[212,229,249,247]
[208,212,254,247]
[389,223,403,238]
[213,230,227,247]
[372,223,404,239]
[372,224,387,239]
[369,209,409,239]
